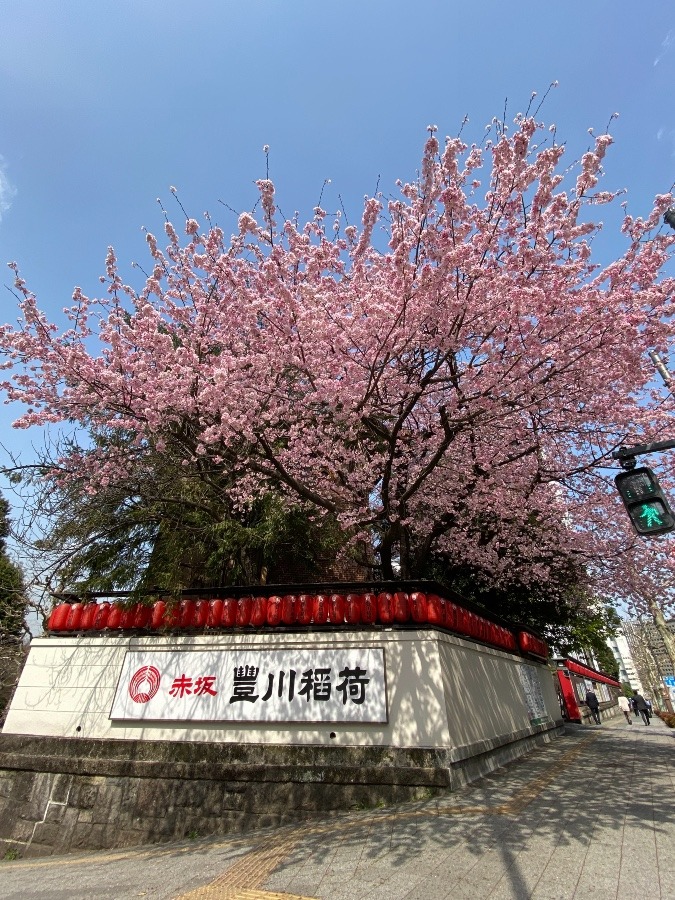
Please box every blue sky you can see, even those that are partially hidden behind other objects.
[1,0,674,485]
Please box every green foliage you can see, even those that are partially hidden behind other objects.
[425,547,620,666]
[0,494,28,723]
[25,436,348,593]
[0,555,25,639]
[0,494,26,640]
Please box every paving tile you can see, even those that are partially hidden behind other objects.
[4,721,674,900]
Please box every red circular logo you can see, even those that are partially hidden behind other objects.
[128,665,161,703]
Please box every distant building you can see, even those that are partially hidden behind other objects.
[623,619,675,677]
[606,629,643,692]
[618,618,675,707]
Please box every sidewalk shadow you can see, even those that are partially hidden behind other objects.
[267,722,674,899]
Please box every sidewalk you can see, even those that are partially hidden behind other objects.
[2,715,674,899]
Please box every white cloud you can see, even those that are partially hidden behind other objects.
[654,30,674,66]
[656,127,675,158]
[0,155,16,222]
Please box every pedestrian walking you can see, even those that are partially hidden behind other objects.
[632,690,650,725]
[617,694,632,724]
[585,687,602,724]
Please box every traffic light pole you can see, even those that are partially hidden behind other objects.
[612,441,675,535]
[609,349,675,530]
[613,438,675,471]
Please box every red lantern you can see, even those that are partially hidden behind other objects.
[360,593,377,624]
[393,591,410,623]
[107,603,124,629]
[328,594,345,624]
[426,594,444,626]
[313,594,329,624]
[179,599,197,629]
[250,596,268,627]
[133,604,152,629]
[93,601,111,630]
[344,594,361,624]
[79,604,98,631]
[220,597,238,628]
[266,595,282,626]
[192,599,208,629]
[151,600,166,630]
[443,600,457,630]
[504,629,517,651]
[207,598,223,628]
[48,602,71,632]
[464,610,476,635]
[162,603,181,628]
[65,603,84,631]
[295,594,313,625]
[281,595,297,625]
[455,606,470,635]
[476,616,488,642]
[409,592,427,623]
[119,605,135,630]
[471,615,481,639]
[377,592,394,625]
[236,596,253,627]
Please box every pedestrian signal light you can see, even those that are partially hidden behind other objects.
[614,467,675,536]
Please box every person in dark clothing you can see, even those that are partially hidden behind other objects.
[585,688,601,724]
[632,691,651,725]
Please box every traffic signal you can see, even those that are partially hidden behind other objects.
[614,467,675,536]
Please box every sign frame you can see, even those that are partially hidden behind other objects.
[109,647,389,725]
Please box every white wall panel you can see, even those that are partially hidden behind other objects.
[3,630,558,750]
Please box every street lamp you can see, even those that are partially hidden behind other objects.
[665,208,675,230]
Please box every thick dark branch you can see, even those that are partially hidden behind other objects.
[253,434,337,513]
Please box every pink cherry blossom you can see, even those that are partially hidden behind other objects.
[2,117,675,609]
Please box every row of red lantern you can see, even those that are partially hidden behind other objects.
[517,631,550,660]
[46,592,545,657]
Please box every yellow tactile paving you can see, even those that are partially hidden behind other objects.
[174,733,599,900]
[234,893,318,900]
[503,733,598,816]
[3,733,598,899]
[175,834,301,899]
[232,893,318,900]
[176,887,316,899]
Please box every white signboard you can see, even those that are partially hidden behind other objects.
[110,648,387,723]
[518,664,550,724]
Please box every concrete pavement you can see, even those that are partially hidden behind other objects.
[2,714,673,900]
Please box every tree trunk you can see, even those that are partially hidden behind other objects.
[649,599,675,669]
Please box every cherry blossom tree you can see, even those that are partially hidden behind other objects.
[602,539,675,666]
[3,114,675,602]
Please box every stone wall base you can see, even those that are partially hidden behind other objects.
[0,725,563,859]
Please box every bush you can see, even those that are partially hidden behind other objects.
[656,712,675,727]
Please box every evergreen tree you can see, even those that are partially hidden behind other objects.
[0,495,28,721]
